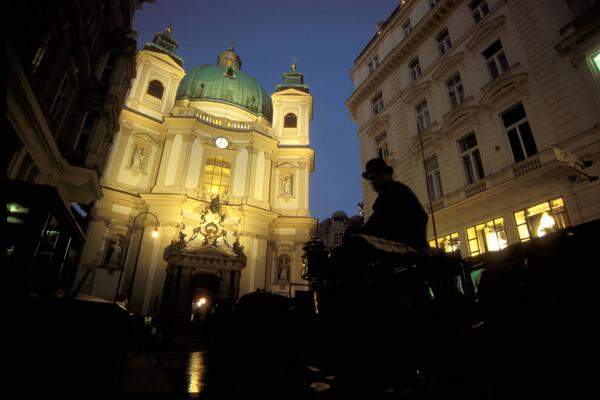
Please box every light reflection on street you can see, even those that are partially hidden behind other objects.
[186,351,207,393]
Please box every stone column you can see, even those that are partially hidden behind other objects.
[154,132,176,190]
[173,134,194,192]
[244,148,258,203]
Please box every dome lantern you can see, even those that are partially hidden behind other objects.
[217,47,242,71]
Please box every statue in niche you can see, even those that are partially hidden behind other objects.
[130,145,146,170]
[281,174,293,197]
[277,254,291,283]
[103,235,124,274]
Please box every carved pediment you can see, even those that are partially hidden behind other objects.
[432,52,464,81]
[276,161,299,169]
[364,113,391,137]
[440,103,480,134]
[480,71,528,108]
[409,128,441,155]
[402,80,432,104]
[185,244,238,259]
[132,132,160,145]
[466,15,506,51]
[164,244,246,270]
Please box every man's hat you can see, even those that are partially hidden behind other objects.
[362,158,393,180]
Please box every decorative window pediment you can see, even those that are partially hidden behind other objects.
[364,113,391,138]
[408,128,441,155]
[432,52,464,81]
[479,71,528,108]
[276,161,299,169]
[466,15,506,51]
[132,132,160,145]
[439,104,480,133]
[402,80,432,104]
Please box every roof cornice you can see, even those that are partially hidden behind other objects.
[346,0,461,118]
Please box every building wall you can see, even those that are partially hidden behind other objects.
[7,0,145,205]
[348,0,600,257]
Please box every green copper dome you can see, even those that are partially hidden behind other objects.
[176,63,273,121]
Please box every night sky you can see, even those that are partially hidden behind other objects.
[133,0,398,220]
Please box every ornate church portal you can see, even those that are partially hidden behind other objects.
[75,27,316,319]
[160,198,247,335]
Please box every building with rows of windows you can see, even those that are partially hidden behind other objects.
[76,27,316,316]
[347,0,600,257]
[316,211,364,250]
[7,0,148,295]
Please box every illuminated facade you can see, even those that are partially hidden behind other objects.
[77,27,316,315]
[347,0,600,257]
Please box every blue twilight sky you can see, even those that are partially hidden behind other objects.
[133,0,398,221]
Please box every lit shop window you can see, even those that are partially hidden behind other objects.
[466,217,508,257]
[514,197,569,242]
[203,157,231,197]
[7,202,29,224]
[429,232,461,253]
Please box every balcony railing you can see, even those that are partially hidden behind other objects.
[465,181,487,198]
[171,107,271,135]
[513,156,542,177]
[144,93,162,105]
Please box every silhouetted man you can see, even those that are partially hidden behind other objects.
[360,158,428,249]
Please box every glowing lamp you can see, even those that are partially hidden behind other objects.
[196,298,207,308]
[151,228,160,239]
[536,212,556,237]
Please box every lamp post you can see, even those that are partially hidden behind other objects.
[417,127,439,247]
[114,211,160,303]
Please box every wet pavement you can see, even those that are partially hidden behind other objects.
[153,349,209,398]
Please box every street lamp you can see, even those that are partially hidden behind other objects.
[196,297,207,308]
[114,211,160,303]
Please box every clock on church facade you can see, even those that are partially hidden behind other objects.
[76,27,316,318]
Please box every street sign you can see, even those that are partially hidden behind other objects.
[554,147,587,173]
[554,147,597,182]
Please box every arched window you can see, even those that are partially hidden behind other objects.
[284,113,297,128]
[146,80,164,99]
[203,157,231,197]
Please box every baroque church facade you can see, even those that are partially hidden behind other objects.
[78,27,316,317]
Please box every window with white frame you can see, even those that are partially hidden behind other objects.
[425,156,444,201]
[372,92,384,115]
[416,100,430,134]
[74,112,97,152]
[501,102,538,162]
[49,73,70,117]
[437,29,452,56]
[368,54,380,73]
[409,57,422,82]
[458,132,485,185]
[375,132,390,160]
[483,39,509,79]
[446,72,465,107]
[403,19,412,35]
[469,0,490,23]
[334,232,343,245]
